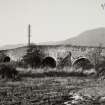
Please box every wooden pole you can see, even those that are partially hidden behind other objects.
[28,24,31,46]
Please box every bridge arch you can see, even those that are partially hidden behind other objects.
[3,56,11,62]
[72,57,94,70]
[0,53,11,63]
[42,56,56,68]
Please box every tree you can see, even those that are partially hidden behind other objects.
[0,63,18,79]
[22,45,45,68]
[57,51,72,69]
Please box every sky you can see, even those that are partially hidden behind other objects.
[0,0,105,46]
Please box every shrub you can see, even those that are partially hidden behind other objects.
[57,52,71,69]
[0,63,18,79]
[12,61,28,68]
[22,45,45,68]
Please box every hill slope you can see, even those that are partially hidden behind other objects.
[40,27,105,47]
[1,27,105,51]
[61,27,105,47]
[0,44,26,50]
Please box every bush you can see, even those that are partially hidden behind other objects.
[57,52,71,69]
[0,63,18,79]
[11,61,28,68]
[22,45,45,68]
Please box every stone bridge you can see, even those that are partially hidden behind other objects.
[3,45,105,68]
[36,45,105,65]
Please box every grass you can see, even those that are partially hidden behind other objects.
[0,67,104,105]
[17,67,96,78]
[0,76,104,105]
[0,77,92,105]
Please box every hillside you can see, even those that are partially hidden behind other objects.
[0,44,26,50]
[0,27,105,51]
[61,27,105,47]
[40,27,105,47]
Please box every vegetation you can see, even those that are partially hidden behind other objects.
[57,52,72,69]
[22,45,45,68]
[0,63,18,79]
[0,76,105,105]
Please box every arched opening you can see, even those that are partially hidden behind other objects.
[3,56,10,62]
[42,57,56,68]
[73,58,94,70]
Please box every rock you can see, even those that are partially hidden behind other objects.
[98,96,105,103]
[74,93,83,100]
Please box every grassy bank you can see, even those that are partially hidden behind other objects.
[17,67,96,78]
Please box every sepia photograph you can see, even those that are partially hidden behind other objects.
[0,0,105,105]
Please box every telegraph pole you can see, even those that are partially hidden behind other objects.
[28,24,31,47]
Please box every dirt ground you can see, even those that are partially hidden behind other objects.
[0,76,105,105]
